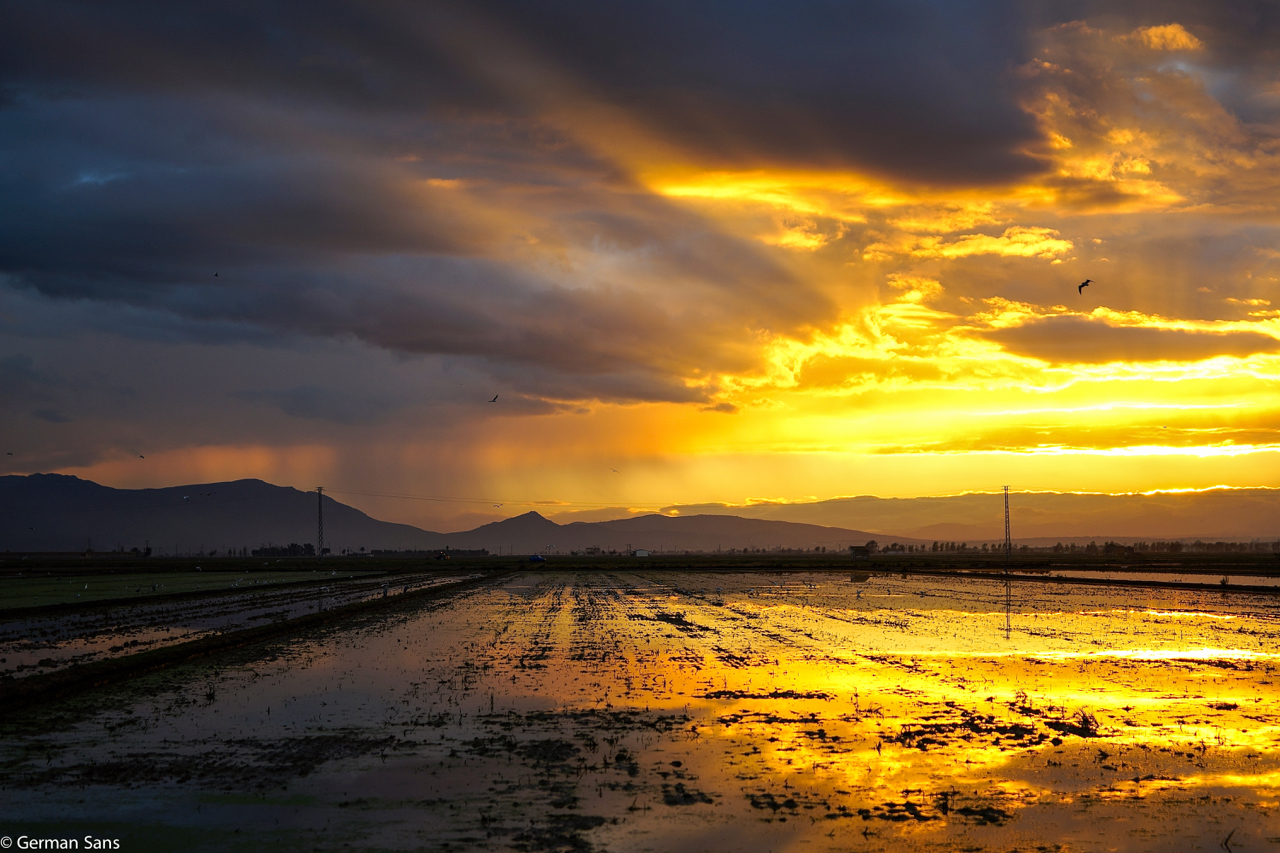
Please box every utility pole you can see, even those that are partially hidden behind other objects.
[317,486,324,560]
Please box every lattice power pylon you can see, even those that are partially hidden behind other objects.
[317,486,325,560]
[1003,485,1012,560]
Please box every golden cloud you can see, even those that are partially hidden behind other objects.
[887,274,943,304]
[1128,23,1204,52]
[865,226,1072,261]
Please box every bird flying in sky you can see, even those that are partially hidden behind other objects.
[1078,279,1092,293]
[489,394,499,403]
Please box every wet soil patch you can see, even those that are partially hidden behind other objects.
[512,814,610,852]
[954,804,1013,825]
[702,688,832,700]
[661,782,714,805]
[892,708,1051,751]
[628,610,716,637]
[856,799,939,823]
[10,733,396,790]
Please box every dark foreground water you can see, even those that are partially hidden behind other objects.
[3,571,1279,852]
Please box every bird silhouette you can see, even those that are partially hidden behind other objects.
[138,455,145,459]
[610,467,619,473]
[214,272,219,277]
[6,452,12,456]
[489,394,499,403]
[1078,279,1092,294]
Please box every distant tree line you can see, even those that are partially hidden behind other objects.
[252,543,315,558]
[858,539,1280,556]
[370,549,488,558]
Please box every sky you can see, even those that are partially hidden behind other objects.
[4,1,1280,531]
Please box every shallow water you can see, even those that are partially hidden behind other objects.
[3,570,1280,852]
[1039,569,1280,588]
[0,570,477,678]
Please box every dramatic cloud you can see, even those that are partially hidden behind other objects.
[4,2,1280,528]
[460,0,1051,184]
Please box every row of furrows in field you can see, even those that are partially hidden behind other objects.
[1,571,466,646]
[499,577,569,672]
[398,572,1280,719]
[607,574,806,681]
[0,572,479,679]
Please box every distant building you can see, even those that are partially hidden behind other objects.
[633,549,649,557]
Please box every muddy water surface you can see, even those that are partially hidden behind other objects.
[3,570,1280,852]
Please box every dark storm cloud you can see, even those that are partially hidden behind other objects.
[13,0,1272,407]
[1,1,1055,183]
[0,354,57,405]
[987,315,1280,364]
[0,1,496,111]
[233,385,404,425]
[0,97,486,282]
[0,353,77,424]
[3,0,852,403]
[462,0,1052,184]
[33,407,70,423]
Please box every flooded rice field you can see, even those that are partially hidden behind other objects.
[4,569,1280,852]
[1,569,382,610]
[0,570,478,678]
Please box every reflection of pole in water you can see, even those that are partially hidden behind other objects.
[1004,578,1011,639]
[1004,486,1012,640]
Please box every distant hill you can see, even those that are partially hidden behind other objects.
[440,511,903,554]
[663,489,1280,544]
[0,474,446,555]
[0,475,900,555]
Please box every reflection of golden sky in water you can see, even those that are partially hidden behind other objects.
[38,569,1271,851]
[487,572,1280,847]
